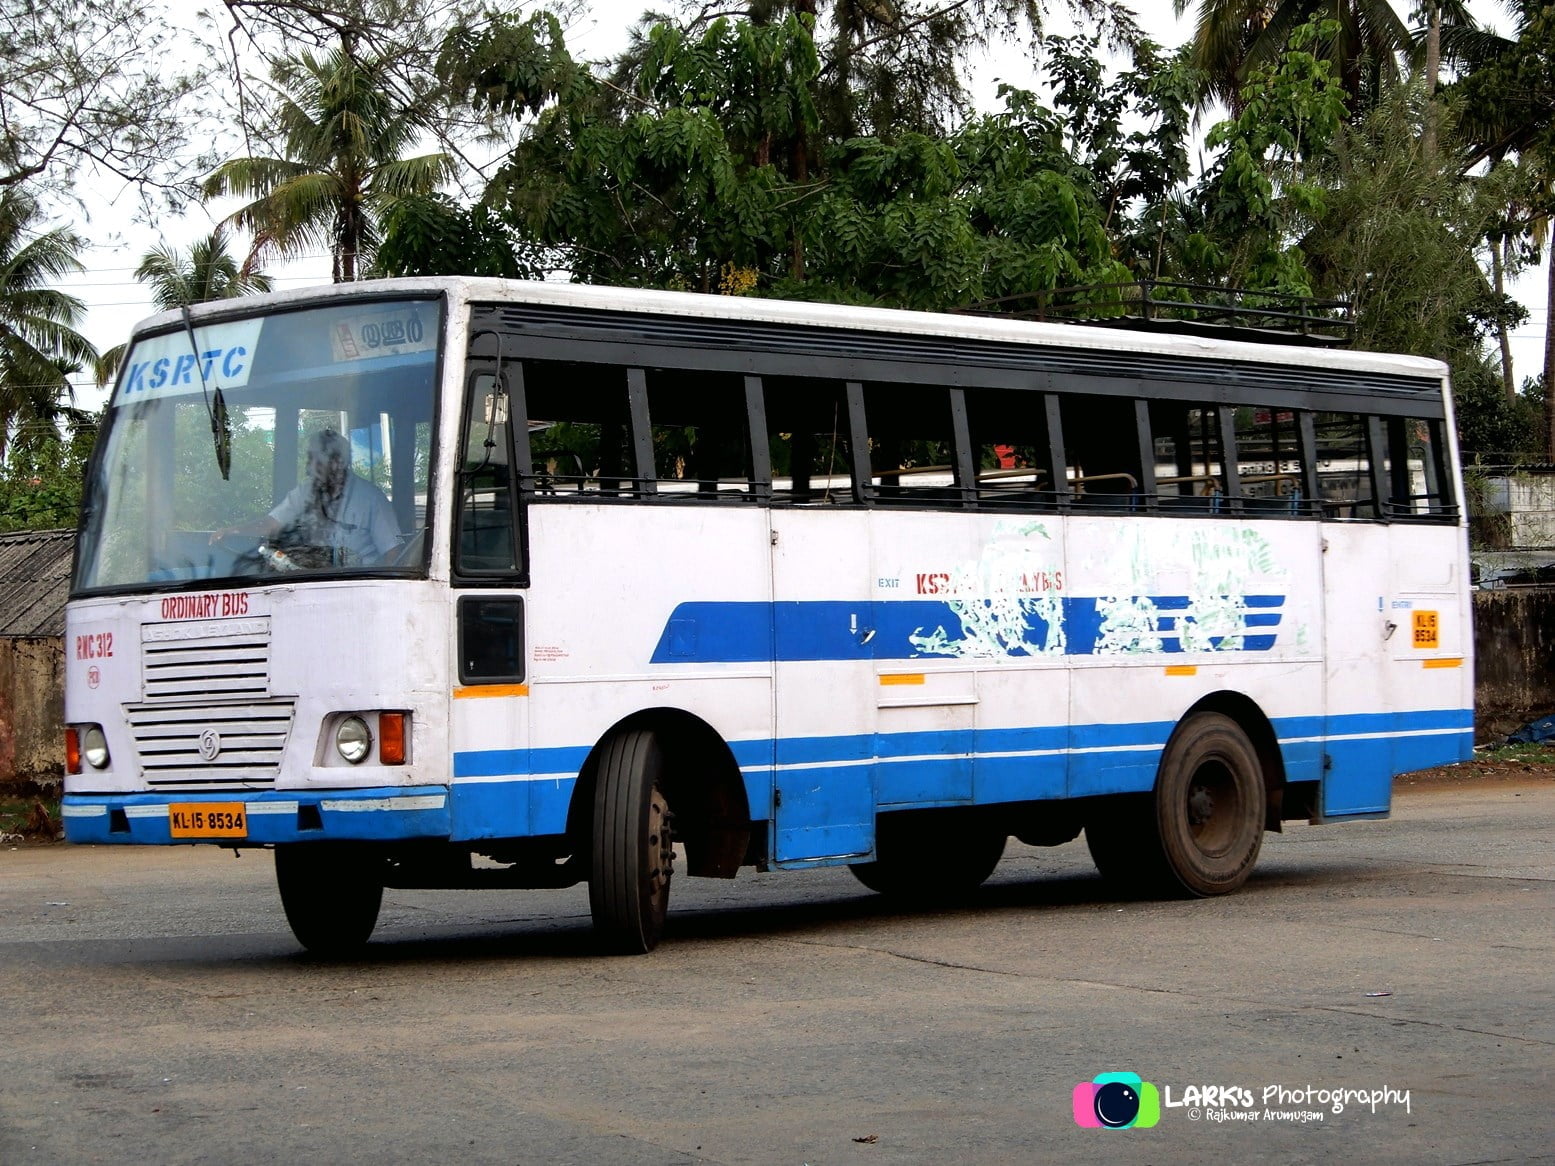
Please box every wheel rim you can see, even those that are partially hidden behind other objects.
[1184,757,1243,858]
[646,784,674,917]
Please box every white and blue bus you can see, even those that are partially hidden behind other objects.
[62,278,1474,954]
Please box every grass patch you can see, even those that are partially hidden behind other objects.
[1476,741,1555,765]
[0,785,62,842]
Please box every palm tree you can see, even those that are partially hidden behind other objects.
[1451,2,1555,451]
[202,47,452,282]
[1173,0,1413,111]
[0,191,96,464]
[136,226,273,310]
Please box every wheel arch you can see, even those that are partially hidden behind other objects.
[1176,691,1288,832]
[567,708,753,878]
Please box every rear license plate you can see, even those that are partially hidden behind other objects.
[169,803,248,838]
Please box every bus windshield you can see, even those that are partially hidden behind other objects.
[74,297,441,594]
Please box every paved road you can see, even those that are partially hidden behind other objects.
[2,780,1551,1165]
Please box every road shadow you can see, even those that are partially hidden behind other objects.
[33,854,1392,973]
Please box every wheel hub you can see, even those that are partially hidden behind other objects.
[1187,784,1216,827]
[647,785,675,900]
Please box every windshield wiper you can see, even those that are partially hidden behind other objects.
[180,305,231,480]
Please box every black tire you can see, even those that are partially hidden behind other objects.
[589,729,674,953]
[849,813,1006,899]
[1086,712,1266,897]
[274,844,383,956]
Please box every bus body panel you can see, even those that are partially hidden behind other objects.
[62,279,1475,871]
[63,582,453,844]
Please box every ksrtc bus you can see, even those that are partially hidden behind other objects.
[62,279,1474,954]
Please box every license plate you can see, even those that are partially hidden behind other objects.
[169,803,248,838]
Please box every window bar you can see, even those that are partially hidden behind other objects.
[626,367,657,497]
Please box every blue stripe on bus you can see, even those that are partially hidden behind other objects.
[63,709,1471,847]
[448,707,1471,787]
[650,597,1286,663]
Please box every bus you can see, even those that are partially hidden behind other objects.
[61,278,1474,955]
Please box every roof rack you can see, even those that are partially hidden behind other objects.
[957,280,1354,347]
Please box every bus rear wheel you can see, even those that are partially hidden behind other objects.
[849,813,1006,900]
[274,844,383,956]
[589,728,674,953]
[1087,712,1266,898]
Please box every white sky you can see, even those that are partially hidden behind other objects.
[55,0,1544,411]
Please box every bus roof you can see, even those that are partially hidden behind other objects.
[137,276,1450,383]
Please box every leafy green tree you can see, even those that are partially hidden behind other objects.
[1304,87,1519,391]
[1039,34,1201,279]
[374,195,546,279]
[1,0,210,207]
[0,405,96,531]
[1171,18,1350,295]
[0,191,96,464]
[1172,0,1411,110]
[425,13,1129,309]
[203,46,453,281]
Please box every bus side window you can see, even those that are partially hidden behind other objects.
[458,596,524,683]
[645,369,753,497]
[1060,393,1146,510]
[765,378,860,504]
[864,382,964,506]
[1314,412,1380,520]
[456,373,517,573]
[1151,401,1226,512]
[964,387,1061,511]
[522,360,635,495]
[1233,405,1309,516]
[1382,417,1455,519]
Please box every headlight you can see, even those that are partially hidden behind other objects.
[335,716,372,764]
[82,725,110,770]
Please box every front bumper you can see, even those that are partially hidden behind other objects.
[62,786,451,845]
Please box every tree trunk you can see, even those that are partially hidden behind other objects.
[1492,236,1516,400]
[1544,246,1555,458]
[1423,6,1442,159]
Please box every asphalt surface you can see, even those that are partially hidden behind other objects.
[1,779,1551,1165]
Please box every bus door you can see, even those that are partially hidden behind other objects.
[1319,416,1396,816]
[769,513,877,866]
[450,367,531,840]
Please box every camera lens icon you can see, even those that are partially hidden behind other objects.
[1072,1072,1161,1129]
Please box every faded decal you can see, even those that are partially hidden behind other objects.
[907,520,1065,659]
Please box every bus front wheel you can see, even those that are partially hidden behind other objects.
[589,728,674,953]
[274,844,383,955]
[1087,712,1265,897]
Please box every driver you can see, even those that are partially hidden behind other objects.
[213,428,401,565]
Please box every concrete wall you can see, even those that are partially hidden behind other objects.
[0,637,64,790]
[1472,589,1555,742]
[1478,473,1555,549]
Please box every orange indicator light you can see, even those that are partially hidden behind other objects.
[379,713,407,765]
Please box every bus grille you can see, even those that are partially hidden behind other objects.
[125,700,295,790]
[141,617,271,702]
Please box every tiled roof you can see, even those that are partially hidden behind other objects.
[0,529,75,637]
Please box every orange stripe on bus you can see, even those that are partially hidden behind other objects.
[879,674,926,686]
[1164,665,1198,677]
[453,684,530,699]
[1422,658,1463,670]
